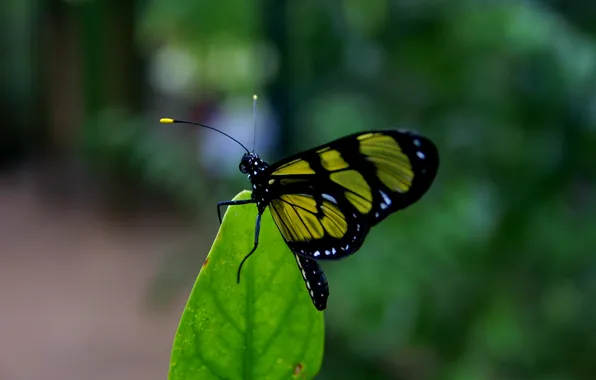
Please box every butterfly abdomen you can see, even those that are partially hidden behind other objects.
[294,254,329,311]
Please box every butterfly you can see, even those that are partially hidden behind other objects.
[160,108,439,311]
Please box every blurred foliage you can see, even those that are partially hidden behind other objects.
[87,108,208,212]
[2,0,596,379]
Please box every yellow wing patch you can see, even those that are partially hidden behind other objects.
[320,201,348,238]
[272,158,316,175]
[280,194,318,213]
[270,195,349,242]
[329,170,373,214]
[345,192,371,214]
[358,134,414,193]
[271,196,320,241]
[319,149,349,171]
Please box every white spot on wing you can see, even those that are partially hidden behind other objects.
[325,250,330,256]
[314,250,320,257]
[381,203,388,210]
[331,247,337,255]
[416,151,425,159]
[379,190,391,205]
[322,194,338,203]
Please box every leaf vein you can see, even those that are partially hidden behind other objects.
[260,291,299,356]
[210,289,243,334]
[193,343,227,379]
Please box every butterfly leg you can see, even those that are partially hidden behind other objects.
[236,212,262,284]
[217,199,255,224]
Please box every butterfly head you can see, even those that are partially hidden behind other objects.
[239,152,269,177]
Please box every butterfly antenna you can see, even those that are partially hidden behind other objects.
[160,117,250,153]
[252,94,258,153]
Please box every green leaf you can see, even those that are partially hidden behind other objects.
[169,190,325,380]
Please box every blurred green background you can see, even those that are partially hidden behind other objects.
[1,0,595,379]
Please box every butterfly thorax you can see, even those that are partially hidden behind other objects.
[239,152,271,211]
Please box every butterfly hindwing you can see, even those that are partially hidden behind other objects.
[269,192,369,261]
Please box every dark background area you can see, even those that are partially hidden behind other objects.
[1,0,595,379]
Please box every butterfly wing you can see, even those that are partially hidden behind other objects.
[353,130,439,225]
[266,129,438,261]
[269,191,369,260]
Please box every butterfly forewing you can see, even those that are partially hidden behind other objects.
[353,131,439,225]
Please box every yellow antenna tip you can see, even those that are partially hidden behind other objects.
[160,118,174,124]
[253,94,258,100]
